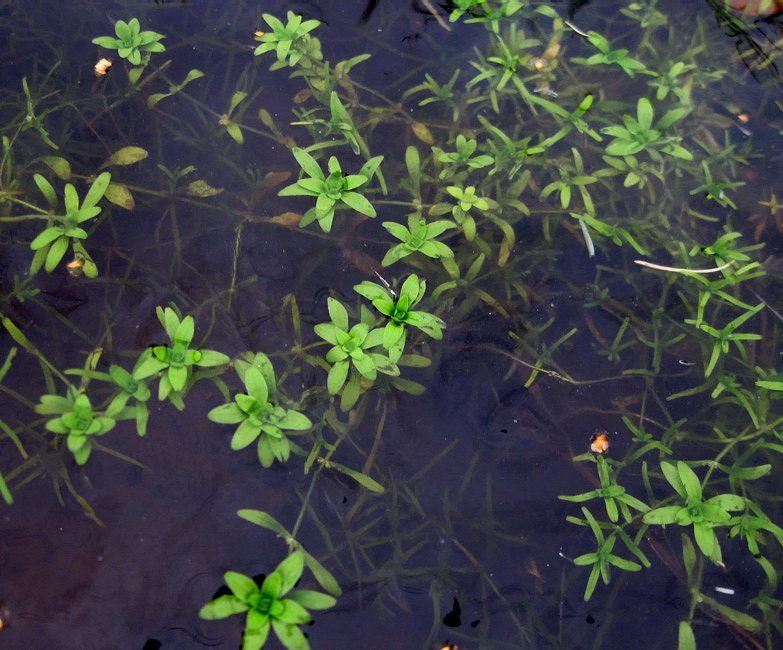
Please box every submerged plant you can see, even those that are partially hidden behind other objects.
[133,306,230,407]
[381,213,456,266]
[28,171,111,275]
[314,297,398,410]
[446,184,493,240]
[66,360,152,437]
[602,97,692,160]
[199,551,336,650]
[354,274,446,361]
[278,148,382,232]
[253,11,322,69]
[581,31,648,77]
[4,3,783,648]
[208,353,312,467]
[559,456,649,523]
[92,18,165,66]
[35,389,115,465]
[643,461,746,564]
[435,134,494,179]
[571,506,644,601]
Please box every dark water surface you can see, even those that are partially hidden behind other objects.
[2,1,783,649]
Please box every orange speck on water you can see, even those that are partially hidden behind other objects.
[590,432,610,455]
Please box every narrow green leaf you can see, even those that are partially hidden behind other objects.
[678,621,696,650]
[329,461,385,493]
[82,171,111,208]
[237,509,289,535]
[302,551,342,597]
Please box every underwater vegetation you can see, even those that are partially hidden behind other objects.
[2,0,783,648]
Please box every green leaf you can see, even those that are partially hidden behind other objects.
[232,419,261,449]
[340,190,375,217]
[228,91,248,115]
[45,235,69,272]
[693,523,718,561]
[605,140,644,156]
[643,505,682,525]
[30,227,63,251]
[607,554,641,571]
[226,571,260,601]
[167,365,188,392]
[677,461,702,501]
[289,590,337,610]
[280,410,311,430]
[33,173,59,208]
[226,122,244,144]
[583,564,601,601]
[678,621,696,650]
[72,442,92,465]
[174,315,195,345]
[329,461,385,493]
[133,355,168,379]
[242,625,270,650]
[237,509,289,535]
[196,350,231,367]
[292,147,324,180]
[637,98,654,131]
[104,183,135,209]
[92,36,119,49]
[275,599,311,624]
[82,171,111,209]
[261,571,283,600]
[154,307,175,338]
[327,359,349,395]
[706,494,745,511]
[271,619,310,650]
[326,297,349,331]
[661,461,686,499]
[276,552,305,595]
[199,594,249,619]
[701,595,762,633]
[359,155,384,182]
[302,552,342,597]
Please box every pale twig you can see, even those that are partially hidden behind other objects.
[564,20,590,37]
[633,259,734,274]
[421,0,451,31]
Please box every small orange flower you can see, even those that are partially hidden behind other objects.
[66,257,85,277]
[94,58,112,76]
[590,431,610,455]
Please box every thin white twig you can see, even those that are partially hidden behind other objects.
[564,20,590,37]
[633,259,734,274]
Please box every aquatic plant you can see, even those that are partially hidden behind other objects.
[354,274,445,361]
[35,389,115,465]
[278,148,382,232]
[199,551,336,650]
[92,18,165,66]
[253,12,322,69]
[28,172,111,276]
[380,214,456,266]
[643,461,746,564]
[208,353,312,467]
[133,306,230,407]
[314,297,399,410]
[2,2,783,649]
